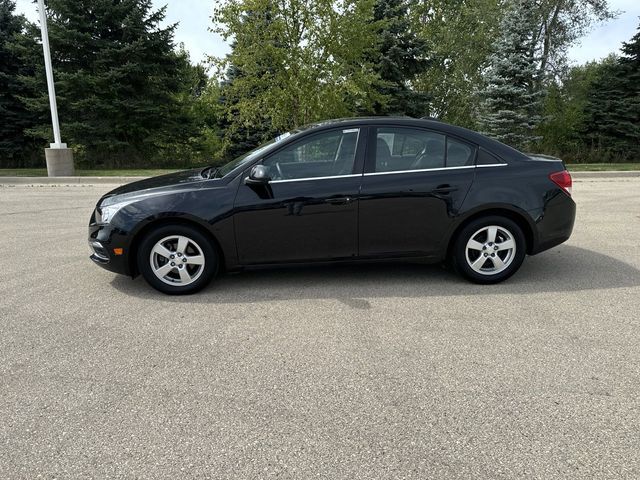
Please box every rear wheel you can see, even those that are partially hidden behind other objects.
[137,224,218,294]
[452,216,526,284]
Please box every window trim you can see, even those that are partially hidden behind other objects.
[270,173,363,184]
[476,163,508,168]
[363,165,476,177]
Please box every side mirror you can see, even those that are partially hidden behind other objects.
[245,165,271,185]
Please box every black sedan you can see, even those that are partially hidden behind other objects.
[89,117,576,294]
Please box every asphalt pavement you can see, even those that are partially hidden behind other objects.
[0,177,639,479]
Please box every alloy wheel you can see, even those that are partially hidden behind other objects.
[464,225,516,276]
[149,235,206,286]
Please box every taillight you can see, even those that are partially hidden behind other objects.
[549,170,572,196]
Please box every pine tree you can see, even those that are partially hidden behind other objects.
[364,0,431,117]
[534,57,614,162]
[0,0,37,166]
[213,5,302,161]
[21,0,195,167]
[479,0,543,150]
[216,23,278,162]
[217,64,276,161]
[581,23,640,161]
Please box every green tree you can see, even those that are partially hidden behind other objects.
[411,0,614,128]
[213,0,382,152]
[412,0,503,128]
[0,0,38,166]
[21,0,197,167]
[213,9,280,161]
[535,57,614,161]
[362,0,431,117]
[155,46,221,165]
[581,23,640,161]
[189,78,225,162]
[479,0,544,149]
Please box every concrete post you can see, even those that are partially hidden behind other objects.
[38,0,74,176]
[45,148,75,176]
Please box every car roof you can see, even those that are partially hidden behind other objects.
[299,117,527,161]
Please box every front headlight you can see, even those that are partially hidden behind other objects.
[99,204,121,224]
[96,201,133,224]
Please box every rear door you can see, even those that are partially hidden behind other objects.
[359,126,476,258]
[233,127,365,264]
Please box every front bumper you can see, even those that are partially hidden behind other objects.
[88,222,132,275]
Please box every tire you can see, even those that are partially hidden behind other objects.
[137,224,218,295]
[451,216,526,284]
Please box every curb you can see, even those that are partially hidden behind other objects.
[0,176,147,185]
[1,171,639,185]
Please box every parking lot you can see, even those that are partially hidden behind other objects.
[1,177,639,478]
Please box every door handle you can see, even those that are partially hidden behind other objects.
[325,196,353,205]
[432,185,458,194]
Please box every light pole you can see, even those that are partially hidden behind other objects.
[37,0,74,176]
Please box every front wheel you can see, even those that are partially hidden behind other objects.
[137,224,218,295]
[451,216,526,284]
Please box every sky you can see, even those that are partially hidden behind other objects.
[567,0,640,63]
[15,0,640,70]
[14,0,230,64]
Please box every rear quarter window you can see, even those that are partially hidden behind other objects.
[477,148,506,166]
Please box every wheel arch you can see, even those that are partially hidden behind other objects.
[127,216,226,277]
[446,207,537,259]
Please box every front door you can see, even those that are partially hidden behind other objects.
[233,128,364,265]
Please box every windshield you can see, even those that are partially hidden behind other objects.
[215,132,293,178]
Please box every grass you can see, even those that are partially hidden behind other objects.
[0,168,181,177]
[565,163,640,172]
[1,163,639,177]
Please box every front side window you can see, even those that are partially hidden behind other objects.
[263,128,359,181]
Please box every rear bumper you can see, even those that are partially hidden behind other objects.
[88,222,132,275]
[530,192,576,255]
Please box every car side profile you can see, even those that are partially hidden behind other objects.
[89,117,576,294]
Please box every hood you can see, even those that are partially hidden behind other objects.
[105,169,205,197]
[99,169,211,206]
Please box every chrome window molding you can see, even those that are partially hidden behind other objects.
[266,164,508,183]
[363,165,475,176]
[269,173,363,184]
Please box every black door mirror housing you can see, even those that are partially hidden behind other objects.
[245,165,271,185]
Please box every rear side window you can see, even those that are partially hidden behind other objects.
[477,148,505,165]
[374,128,446,172]
[446,138,476,167]
[373,128,479,172]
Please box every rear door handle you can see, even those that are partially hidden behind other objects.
[325,196,353,205]
[432,185,458,194]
